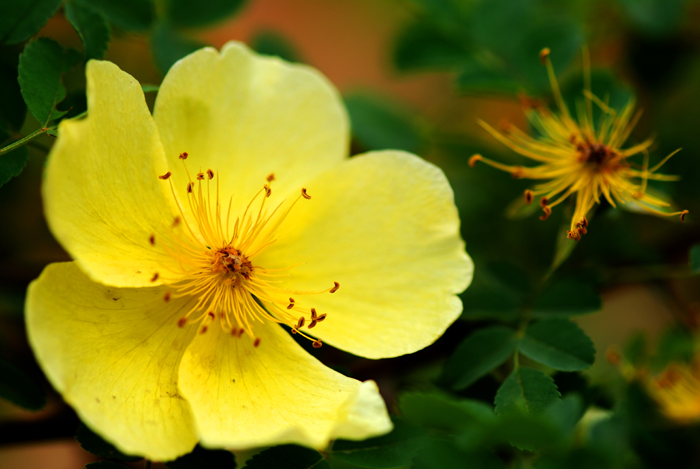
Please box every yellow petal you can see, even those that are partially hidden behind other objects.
[178,323,392,450]
[153,41,348,214]
[25,262,198,461]
[44,60,179,287]
[256,151,473,359]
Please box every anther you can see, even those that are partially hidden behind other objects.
[173,216,181,227]
[207,169,214,179]
[291,328,298,334]
[540,197,549,208]
[511,167,525,179]
[578,226,587,235]
[297,317,305,329]
[266,173,275,182]
[179,152,188,159]
[308,320,317,329]
[567,230,581,241]
[578,217,588,227]
[605,348,621,366]
[469,154,483,167]
[264,184,271,197]
[524,190,534,205]
[187,182,194,193]
[254,338,261,347]
[681,210,689,222]
[208,312,215,320]
[312,339,322,348]
[196,172,205,180]
[149,234,155,245]
[316,313,327,322]
[287,298,295,309]
[164,291,171,302]
[539,47,551,65]
[200,326,208,334]
[159,171,172,180]
[330,281,340,293]
[310,308,317,320]
[301,188,311,199]
[178,318,187,328]
[150,272,159,282]
[540,206,552,221]
[237,328,244,338]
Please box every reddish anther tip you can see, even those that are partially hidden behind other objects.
[605,348,621,365]
[207,169,214,179]
[312,339,322,348]
[297,317,305,329]
[308,320,317,329]
[187,182,194,193]
[330,281,340,293]
[179,152,188,159]
[150,272,159,282]
[539,206,552,221]
[681,210,689,222]
[266,173,275,182]
[468,154,483,168]
[149,234,155,245]
[173,216,181,227]
[567,230,581,241]
[159,171,172,180]
[178,318,187,328]
[539,48,551,65]
[539,197,549,208]
[196,172,205,180]
[264,184,271,197]
[301,188,311,199]
[254,337,261,347]
[524,190,534,205]
[200,326,208,334]
[316,313,327,322]
[511,167,525,179]
[310,308,317,320]
[208,312,215,320]
[164,292,171,302]
[237,328,244,338]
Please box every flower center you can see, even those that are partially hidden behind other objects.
[150,152,338,348]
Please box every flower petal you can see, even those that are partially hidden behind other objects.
[178,323,392,450]
[153,42,348,213]
[25,262,199,461]
[44,60,179,287]
[256,151,473,359]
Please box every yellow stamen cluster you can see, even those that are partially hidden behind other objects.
[151,152,339,347]
[471,47,688,241]
[648,361,700,424]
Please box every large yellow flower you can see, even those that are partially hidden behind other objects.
[25,43,472,461]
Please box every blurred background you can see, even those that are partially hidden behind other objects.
[2,0,700,467]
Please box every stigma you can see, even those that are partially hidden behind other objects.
[151,153,340,347]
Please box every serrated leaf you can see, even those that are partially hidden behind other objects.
[75,423,142,462]
[251,30,302,63]
[0,0,62,44]
[532,279,601,317]
[65,0,111,60]
[519,318,596,371]
[245,445,330,469]
[399,391,495,432]
[89,0,155,32]
[151,22,207,75]
[165,0,248,28]
[690,244,700,274]
[440,326,517,390]
[0,358,45,411]
[393,21,469,72]
[0,144,29,188]
[344,92,425,154]
[495,367,560,415]
[332,420,424,468]
[85,462,128,469]
[18,38,81,126]
[166,445,235,468]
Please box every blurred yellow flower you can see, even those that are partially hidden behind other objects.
[648,360,700,424]
[26,43,472,461]
[471,48,688,241]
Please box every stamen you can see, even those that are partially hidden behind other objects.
[297,317,305,329]
[681,210,689,223]
[469,154,483,167]
[178,318,187,328]
[267,173,275,182]
[264,184,271,197]
[159,172,172,180]
[540,206,552,221]
[149,234,155,245]
[173,216,181,227]
[287,298,295,309]
[179,152,188,160]
[301,188,311,199]
[187,182,194,193]
[313,339,322,348]
[207,169,214,179]
[196,172,205,180]
[567,230,581,241]
[524,190,534,205]
[164,291,171,302]
[539,47,550,65]
[330,281,340,293]
[151,273,159,282]
[308,320,317,329]
[254,337,261,347]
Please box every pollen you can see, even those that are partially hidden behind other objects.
[153,154,335,347]
[472,48,687,240]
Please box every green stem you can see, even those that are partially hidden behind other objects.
[0,111,87,157]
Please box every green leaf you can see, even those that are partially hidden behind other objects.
[0,64,27,132]
[0,144,29,188]
[650,325,695,371]
[343,92,425,154]
[89,0,155,32]
[618,0,684,36]
[0,358,45,411]
[165,0,248,28]
[332,420,424,468]
[543,393,584,435]
[393,22,469,72]
[75,423,142,462]
[0,0,62,44]
[460,261,531,320]
[440,326,517,390]
[455,57,519,93]
[166,445,235,468]
[18,38,81,126]
[151,22,207,75]
[85,462,128,469]
[251,30,302,63]
[245,445,330,469]
[495,367,560,415]
[142,84,160,93]
[399,391,495,432]
[690,244,700,274]
[65,0,112,60]
[412,439,505,469]
[532,279,601,317]
[519,318,596,371]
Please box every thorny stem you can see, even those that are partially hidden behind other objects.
[0,110,87,157]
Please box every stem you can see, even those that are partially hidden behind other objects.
[0,111,87,157]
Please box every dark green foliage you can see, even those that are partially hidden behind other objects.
[344,93,425,154]
[690,243,700,274]
[0,0,62,44]
[88,0,155,32]
[165,0,248,28]
[245,445,330,469]
[459,262,532,320]
[251,30,302,63]
[399,391,495,432]
[519,318,596,371]
[332,420,424,468]
[393,21,470,72]
[0,358,45,411]
[440,326,517,390]
[75,423,142,461]
[0,63,27,132]
[65,0,112,60]
[495,367,560,415]
[412,439,505,469]
[618,0,685,36]
[532,280,601,317]
[151,22,207,75]
[18,38,81,126]
[166,445,235,468]
[85,462,128,469]
[0,145,29,187]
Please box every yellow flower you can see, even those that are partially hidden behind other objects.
[470,48,688,241]
[647,360,700,424]
[25,43,472,461]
